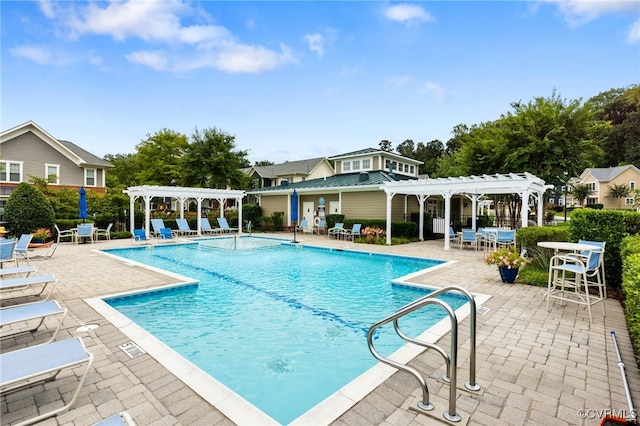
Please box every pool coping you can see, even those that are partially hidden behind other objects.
[89,240,492,425]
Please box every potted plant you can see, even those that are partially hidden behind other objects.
[31,227,52,244]
[484,247,529,283]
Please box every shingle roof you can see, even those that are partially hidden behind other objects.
[250,157,328,178]
[585,165,638,182]
[249,170,415,193]
[58,140,113,167]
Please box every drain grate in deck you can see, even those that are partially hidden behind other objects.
[477,306,490,316]
[119,342,146,358]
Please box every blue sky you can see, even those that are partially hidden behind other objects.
[2,1,639,164]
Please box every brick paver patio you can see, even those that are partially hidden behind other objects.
[1,233,638,425]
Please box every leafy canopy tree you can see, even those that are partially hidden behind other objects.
[379,139,393,152]
[4,182,55,236]
[181,127,251,189]
[587,84,640,168]
[104,153,142,190]
[135,129,188,186]
[438,91,602,188]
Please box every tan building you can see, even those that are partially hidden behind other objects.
[574,165,640,209]
[248,148,424,230]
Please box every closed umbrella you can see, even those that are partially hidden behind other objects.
[79,187,88,224]
[291,190,299,243]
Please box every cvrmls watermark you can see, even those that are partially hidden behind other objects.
[577,408,637,419]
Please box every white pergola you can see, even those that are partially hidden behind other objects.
[380,172,554,249]
[123,185,246,237]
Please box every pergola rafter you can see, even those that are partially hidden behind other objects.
[380,172,554,249]
[123,185,246,237]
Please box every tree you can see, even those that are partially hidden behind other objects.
[135,129,189,186]
[181,127,251,189]
[571,184,591,207]
[254,160,275,166]
[379,140,393,152]
[608,183,631,209]
[415,140,444,176]
[588,85,640,167]
[395,139,415,158]
[4,182,55,236]
[104,153,142,189]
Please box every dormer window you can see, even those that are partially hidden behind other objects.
[343,161,351,172]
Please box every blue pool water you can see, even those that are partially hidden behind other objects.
[103,237,465,424]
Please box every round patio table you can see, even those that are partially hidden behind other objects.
[536,241,596,253]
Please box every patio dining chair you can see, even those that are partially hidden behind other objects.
[54,224,75,244]
[459,229,478,250]
[95,223,113,241]
[0,238,18,268]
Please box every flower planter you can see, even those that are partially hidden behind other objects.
[498,266,519,284]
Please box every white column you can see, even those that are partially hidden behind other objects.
[417,194,427,241]
[443,192,452,251]
[537,192,544,226]
[520,190,529,229]
[129,196,135,234]
[144,195,151,237]
[237,196,244,235]
[385,192,394,245]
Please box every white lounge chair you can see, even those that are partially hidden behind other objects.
[200,218,220,235]
[54,224,74,244]
[150,219,166,237]
[217,217,238,233]
[15,234,34,265]
[0,265,37,278]
[0,274,58,301]
[175,218,198,236]
[95,223,113,241]
[1,300,67,343]
[0,337,94,425]
[28,243,58,261]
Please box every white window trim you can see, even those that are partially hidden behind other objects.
[84,168,97,187]
[361,157,372,171]
[1,160,23,183]
[45,163,60,185]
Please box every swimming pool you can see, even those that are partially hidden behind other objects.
[98,237,467,424]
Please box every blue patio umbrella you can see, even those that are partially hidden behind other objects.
[78,187,88,223]
[291,190,299,243]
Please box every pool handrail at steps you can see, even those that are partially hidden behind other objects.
[367,285,479,423]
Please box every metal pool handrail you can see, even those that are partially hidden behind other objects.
[367,285,479,423]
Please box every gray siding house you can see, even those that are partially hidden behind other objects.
[0,121,112,219]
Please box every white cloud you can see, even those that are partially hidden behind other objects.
[383,4,435,26]
[534,0,640,27]
[419,82,446,101]
[303,33,325,58]
[628,19,640,43]
[10,45,58,65]
[32,0,295,74]
[125,50,169,71]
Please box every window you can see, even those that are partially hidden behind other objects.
[85,168,96,186]
[352,160,360,171]
[587,182,596,192]
[362,159,371,169]
[46,164,60,184]
[630,181,636,190]
[586,197,598,205]
[343,161,351,172]
[625,198,634,206]
[0,161,22,182]
[410,165,415,174]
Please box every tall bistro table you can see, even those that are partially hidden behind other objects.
[537,241,603,322]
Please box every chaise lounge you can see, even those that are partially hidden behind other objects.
[0,337,94,425]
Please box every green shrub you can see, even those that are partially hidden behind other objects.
[516,226,569,255]
[271,212,284,231]
[622,250,640,366]
[569,209,640,291]
[4,183,56,237]
[242,204,263,228]
[325,214,345,229]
